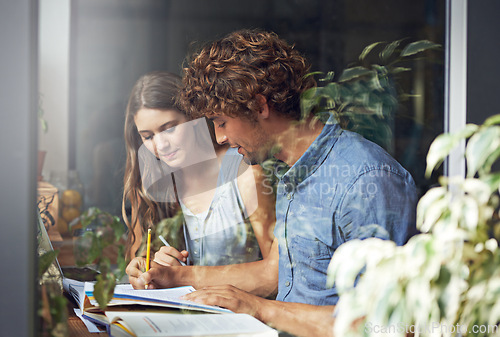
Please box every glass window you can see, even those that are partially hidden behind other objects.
[39,0,445,253]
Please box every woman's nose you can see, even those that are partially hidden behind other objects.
[153,132,171,151]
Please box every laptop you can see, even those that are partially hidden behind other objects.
[37,210,100,282]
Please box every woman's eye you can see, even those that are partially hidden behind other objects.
[165,126,176,133]
[143,135,153,140]
[217,122,225,128]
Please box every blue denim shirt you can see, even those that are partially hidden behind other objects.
[273,115,417,306]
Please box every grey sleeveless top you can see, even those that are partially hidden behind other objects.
[180,148,261,266]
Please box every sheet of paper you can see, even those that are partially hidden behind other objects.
[84,282,231,314]
[114,286,196,300]
[73,308,102,333]
[112,286,232,313]
[63,278,91,314]
[106,312,277,337]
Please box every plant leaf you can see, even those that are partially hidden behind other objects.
[300,87,321,115]
[483,113,500,126]
[323,82,340,101]
[481,146,500,178]
[338,67,373,83]
[425,133,457,177]
[321,71,335,82]
[74,231,100,266]
[401,40,441,57]
[304,71,323,79]
[465,126,500,177]
[359,41,385,61]
[425,124,478,177]
[390,67,411,74]
[481,172,500,193]
[94,273,116,310]
[40,119,48,133]
[114,245,127,281]
[49,295,68,323]
[417,187,449,232]
[380,40,401,61]
[39,250,59,278]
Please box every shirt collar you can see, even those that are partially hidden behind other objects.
[279,113,341,189]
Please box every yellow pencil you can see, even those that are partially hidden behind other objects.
[145,228,152,289]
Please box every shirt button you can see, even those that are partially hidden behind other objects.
[285,281,290,287]
[286,194,292,200]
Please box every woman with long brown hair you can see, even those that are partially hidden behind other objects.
[122,71,275,267]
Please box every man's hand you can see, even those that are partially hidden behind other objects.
[185,284,336,337]
[182,285,268,320]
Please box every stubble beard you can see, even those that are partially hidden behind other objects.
[243,133,273,166]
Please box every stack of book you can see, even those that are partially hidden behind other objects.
[64,280,278,337]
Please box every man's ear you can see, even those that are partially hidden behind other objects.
[255,94,270,119]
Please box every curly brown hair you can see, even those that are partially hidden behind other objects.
[179,29,316,121]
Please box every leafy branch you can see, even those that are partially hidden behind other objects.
[301,39,441,151]
[327,114,500,337]
[73,207,127,309]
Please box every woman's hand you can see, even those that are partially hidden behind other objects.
[126,257,147,289]
[126,255,182,289]
[153,246,189,267]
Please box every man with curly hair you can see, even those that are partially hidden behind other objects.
[128,29,417,336]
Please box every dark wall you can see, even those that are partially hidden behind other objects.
[467,0,500,125]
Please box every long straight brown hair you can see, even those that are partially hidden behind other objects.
[122,71,184,259]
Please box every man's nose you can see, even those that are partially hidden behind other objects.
[215,129,228,145]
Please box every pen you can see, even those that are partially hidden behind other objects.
[145,228,151,289]
[159,235,187,266]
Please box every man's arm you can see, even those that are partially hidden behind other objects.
[339,169,417,245]
[183,285,335,337]
[237,161,276,259]
[127,238,279,297]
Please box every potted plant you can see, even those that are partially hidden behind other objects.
[327,114,500,336]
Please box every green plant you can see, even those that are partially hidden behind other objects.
[149,209,185,253]
[327,115,500,336]
[301,39,440,152]
[72,207,127,309]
